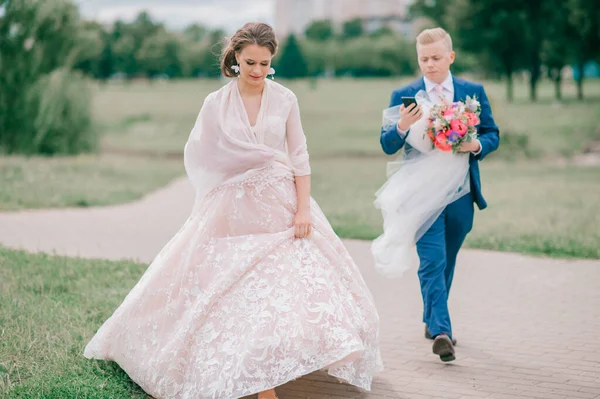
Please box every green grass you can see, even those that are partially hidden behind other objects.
[0,248,149,398]
[1,78,599,258]
[468,161,600,258]
[0,154,183,211]
[94,79,223,155]
[93,78,600,159]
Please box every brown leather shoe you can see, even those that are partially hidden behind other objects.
[425,326,457,345]
[432,334,456,362]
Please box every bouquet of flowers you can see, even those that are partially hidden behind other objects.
[426,95,481,153]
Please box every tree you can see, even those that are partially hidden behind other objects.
[521,0,557,102]
[202,28,226,77]
[0,0,95,154]
[334,35,416,77]
[137,29,185,78]
[137,28,170,77]
[110,12,163,79]
[342,18,363,39]
[302,39,333,76]
[74,21,105,78]
[129,11,161,41]
[448,0,529,102]
[277,34,308,79]
[112,33,136,76]
[304,19,334,41]
[96,30,115,80]
[409,0,451,26]
[181,40,206,77]
[370,26,395,38]
[184,23,207,42]
[541,1,577,101]
[567,0,600,100]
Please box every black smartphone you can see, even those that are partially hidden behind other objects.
[401,96,417,108]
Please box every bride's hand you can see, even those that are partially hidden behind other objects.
[293,208,312,238]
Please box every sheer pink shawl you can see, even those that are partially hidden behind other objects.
[184,79,310,204]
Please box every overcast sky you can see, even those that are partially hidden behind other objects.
[76,0,274,31]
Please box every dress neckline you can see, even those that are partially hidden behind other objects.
[235,78,268,130]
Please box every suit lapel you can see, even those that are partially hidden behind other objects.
[412,77,426,95]
[453,77,461,102]
[453,77,469,102]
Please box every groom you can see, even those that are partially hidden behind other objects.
[379,28,500,362]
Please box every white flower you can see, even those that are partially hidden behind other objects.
[9,23,19,37]
[434,119,445,131]
[24,38,34,51]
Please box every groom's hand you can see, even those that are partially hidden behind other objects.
[398,103,423,132]
[458,140,481,153]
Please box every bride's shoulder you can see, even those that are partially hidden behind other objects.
[266,79,297,102]
[205,82,230,102]
[199,82,231,109]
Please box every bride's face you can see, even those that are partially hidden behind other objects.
[417,40,455,84]
[236,44,272,86]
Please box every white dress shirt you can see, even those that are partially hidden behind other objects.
[424,73,454,104]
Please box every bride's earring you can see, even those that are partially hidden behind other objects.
[231,64,240,74]
[268,67,275,80]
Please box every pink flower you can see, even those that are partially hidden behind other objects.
[450,119,468,137]
[465,112,480,127]
[443,109,454,118]
[434,132,452,152]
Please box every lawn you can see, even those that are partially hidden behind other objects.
[94,77,600,159]
[0,155,182,211]
[311,156,600,258]
[1,77,599,258]
[1,78,599,399]
[0,248,150,398]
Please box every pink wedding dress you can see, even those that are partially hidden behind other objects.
[84,78,383,399]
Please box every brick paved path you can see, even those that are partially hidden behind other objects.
[1,178,599,399]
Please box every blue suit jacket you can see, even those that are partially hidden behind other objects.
[380,76,500,210]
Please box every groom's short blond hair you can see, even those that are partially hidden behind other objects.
[416,27,453,51]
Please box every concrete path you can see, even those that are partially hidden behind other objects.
[1,178,599,399]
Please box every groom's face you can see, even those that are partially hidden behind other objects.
[417,40,455,84]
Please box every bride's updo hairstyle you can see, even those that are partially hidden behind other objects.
[220,22,278,78]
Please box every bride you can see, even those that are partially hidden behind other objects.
[84,22,382,399]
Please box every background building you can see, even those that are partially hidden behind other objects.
[275,0,415,38]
